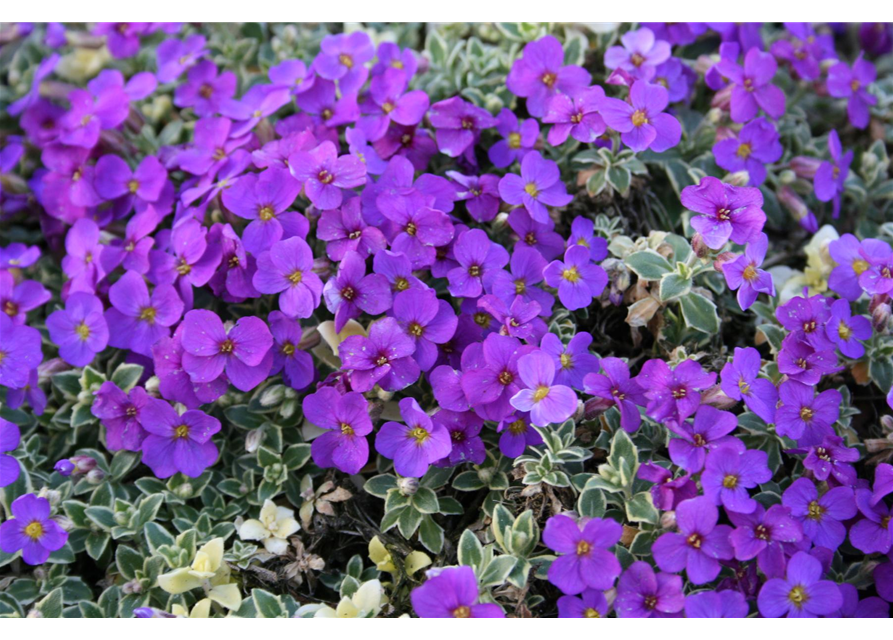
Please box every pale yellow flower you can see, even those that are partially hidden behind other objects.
[239,499,300,555]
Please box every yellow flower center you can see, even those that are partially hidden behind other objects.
[409,427,430,445]
[405,222,417,236]
[139,307,157,323]
[686,533,702,548]
[738,378,751,395]
[514,279,527,294]
[562,267,581,283]
[127,179,140,194]
[75,322,91,341]
[576,540,591,556]
[498,370,514,385]
[736,143,753,159]
[743,265,758,282]
[631,109,648,127]
[281,342,295,356]
[176,258,192,276]
[717,207,732,221]
[541,72,557,88]
[468,265,482,278]
[508,132,522,149]
[288,270,303,285]
[807,500,824,521]
[394,277,410,291]
[852,259,870,275]
[788,586,809,608]
[837,321,852,341]
[630,52,646,67]
[341,286,356,301]
[3,301,18,317]
[508,419,526,435]
[722,474,738,489]
[24,521,44,540]
[533,385,551,403]
[219,339,235,354]
[174,424,190,439]
[318,169,334,184]
[453,606,471,618]
[560,353,573,370]
[340,422,354,436]
[524,182,539,198]
[799,407,814,422]
[408,322,424,337]
[259,205,275,221]
[338,53,353,68]
[583,608,601,618]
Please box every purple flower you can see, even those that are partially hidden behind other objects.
[447,229,509,299]
[652,496,734,585]
[173,60,236,117]
[323,251,392,332]
[207,223,259,303]
[871,464,893,506]
[152,325,227,409]
[637,463,698,512]
[373,250,427,294]
[252,237,323,319]
[668,406,738,473]
[180,309,273,392]
[0,315,41,389]
[825,299,872,359]
[339,317,419,393]
[7,53,59,117]
[558,589,609,618]
[46,292,109,367]
[803,435,859,487]
[62,218,105,294]
[729,503,803,579]
[498,151,573,225]
[720,346,778,424]
[375,397,450,478]
[543,246,608,311]
[359,68,429,142]
[496,412,543,458]
[540,332,599,391]
[447,172,501,223]
[600,81,681,153]
[221,167,304,256]
[91,381,150,451]
[411,566,504,618]
[782,478,856,551]
[614,561,684,618]
[460,334,534,423]
[508,209,566,261]
[433,410,485,466]
[429,96,496,159]
[101,207,159,275]
[653,58,696,103]
[268,59,315,95]
[506,35,590,118]
[289,140,366,210]
[94,22,148,58]
[722,232,775,310]
[392,288,457,372]
[296,79,360,128]
[268,311,314,391]
[0,243,40,270]
[716,47,786,122]
[156,34,208,83]
[757,551,842,618]
[583,358,647,433]
[303,388,371,475]
[684,591,749,618]
[682,176,766,250]
[379,192,454,269]
[488,246,553,316]
[477,294,542,342]
[828,234,871,301]
[104,271,183,357]
[637,358,716,425]
[510,350,578,427]
[814,130,852,219]
[776,293,834,349]
[859,238,893,296]
[713,117,782,186]
[0,418,21,488]
[775,381,841,446]
[5,368,47,417]
[543,86,607,146]
[314,31,373,90]
[148,219,222,308]
[488,108,538,168]
[139,398,220,478]
[0,271,50,325]
[702,445,772,514]
[177,117,251,178]
[58,75,130,149]
[318,197,387,261]
[604,28,671,82]
[543,514,622,595]
[850,489,893,555]
[94,154,168,213]
[833,583,890,618]
[218,84,291,137]
[0,494,68,565]
[827,55,877,129]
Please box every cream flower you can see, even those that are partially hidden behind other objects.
[157,538,242,612]
[239,499,300,555]
[312,580,385,618]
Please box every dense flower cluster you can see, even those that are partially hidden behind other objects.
[1,21,892,620]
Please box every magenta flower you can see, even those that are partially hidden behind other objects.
[828,234,870,301]
[339,317,419,393]
[543,86,607,146]
[488,108,539,168]
[392,288,457,371]
[0,243,40,269]
[668,406,738,473]
[139,398,221,478]
[702,445,772,514]
[1,418,21,488]
[682,176,766,250]
[488,246,553,316]
[583,358,647,433]
[558,589,609,618]
[91,381,149,451]
[446,229,509,299]
[637,358,716,425]
[288,140,366,210]
[148,219,222,309]
[207,223,259,303]
[433,409,485,466]
[180,309,273,392]
[614,561,684,618]
[303,388,372,475]
[775,381,841,447]
[729,503,803,579]
[496,412,543,459]
[411,566,504,618]
[543,246,608,311]
[782,478,856,551]
[652,496,734,584]
[218,84,291,137]
[460,334,535,423]
[359,68,429,142]
[104,271,183,357]
[59,77,130,149]
[429,96,496,158]
[508,209,566,261]
[858,238,893,296]
[713,117,782,186]
[506,35,590,118]
[94,154,168,213]
[447,172,501,223]
[296,78,360,128]
[156,34,208,83]
[716,47,786,122]
[684,591,748,619]
[152,325,227,409]
[850,488,893,555]
[268,311,314,391]
[314,31,373,90]
[510,350,578,427]
[62,218,105,294]
[758,552,842,618]
[543,514,622,595]
[604,28,671,82]
[803,435,859,486]
[0,271,50,325]
[0,494,68,565]
[721,232,775,310]
[379,191,455,269]
[498,151,573,224]
[0,315,41,390]
[813,130,852,219]
[827,55,877,129]
[720,346,778,424]
[477,294,543,342]
[826,299,872,359]
[177,117,251,177]
[268,58,315,96]
[317,197,387,261]
[94,22,148,58]
[637,463,698,511]
[173,60,236,117]
[775,293,834,349]
[46,292,109,367]
[540,332,599,391]
[101,207,159,275]
[600,81,681,153]
[323,251,391,332]
[253,237,323,319]
[375,397,450,478]
[373,250,427,294]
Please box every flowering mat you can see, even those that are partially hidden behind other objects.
[1,21,893,619]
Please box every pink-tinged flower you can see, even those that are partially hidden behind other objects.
[498,151,573,224]
[653,497,734,585]
[814,130,852,219]
[775,381,841,447]
[604,28,672,82]
[1,418,21,488]
[460,334,535,423]
[720,346,777,424]
[58,73,131,148]
[713,117,782,186]
[296,78,360,128]
[446,228,509,299]
[156,34,208,83]
[729,503,803,579]
[510,350,578,427]
[826,298,872,359]
[827,55,877,129]
[447,172,501,223]
[701,444,772,514]
[600,81,681,153]
[101,207,159,275]
[288,140,366,210]
[323,250,392,332]
[782,478,856,551]
[0,243,40,269]
[104,271,183,357]
[433,409,485,466]
[477,294,543,342]
[177,117,252,178]
[252,237,323,319]
[488,108,539,168]
[653,58,696,103]
[375,397,450,478]
[373,250,428,294]
[0,271,50,325]
[314,31,373,91]
[0,315,42,389]
[207,223,260,303]
[359,68,429,142]
[543,86,607,146]
[614,561,684,618]
[46,292,108,367]
[721,232,775,310]
[0,494,68,565]
[148,219,222,309]
[488,246,554,317]
[7,53,59,117]
[318,196,387,261]
[668,406,738,473]
[91,381,150,451]
[777,333,840,386]
[850,488,893,555]
[173,60,236,117]
[583,357,647,433]
[507,209,566,261]
[757,552,842,618]
[684,590,748,618]
[682,176,766,250]
[637,463,698,511]
[392,288,457,372]
[543,246,608,311]
[139,398,221,478]
[94,22,149,58]
[543,513,622,595]
[428,96,497,159]
[775,293,834,349]
[152,325,227,409]
[715,47,786,122]
[268,311,314,391]
[180,309,273,393]
[339,317,419,393]
[637,358,716,425]
[859,238,893,296]
[558,589,609,618]
[303,387,371,475]
[411,566,505,618]
[507,35,590,118]
[94,154,168,214]
[218,84,292,137]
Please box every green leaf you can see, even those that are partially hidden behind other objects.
[85,531,110,560]
[144,521,175,553]
[252,589,285,618]
[115,545,143,581]
[756,323,785,353]
[52,371,82,399]
[418,516,444,554]
[479,555,517,588]
[586,169,608,196]
[411,487,439,514]
[364,474,397,498]
[109,451,140,481]
[458,529,484,568]
[282,444,311,470]
[37,588,64,618]
[133,494,164,528]
[110,364,144,392]
[625,491,659,525]
[625,250,673,280]
[452,470,485,491]
[577,487,607,519]
[85,506,116,531]
[606,165,632,196]
[659,272,692,302]
[679,291,720,334]
[397,505,423,538]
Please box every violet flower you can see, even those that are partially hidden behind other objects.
[668,406,739,473]
[715,47,786,122]
[637,463,698,511]
[813,130,852,219]
[701,444,772,514]
[728,503,803,579]
[583,358,647,433]
[268,311,314,391]
[139,397,221,478]
[378,191,454,269]
[496,412,543,459]
[392,288,457,371]
[428,96,496,159]
[488,108,538,168]
[289,140,367,210]
[557,589,609,618]
[375,397,450,478]
[339,317,420,393]
[827,55,877,129]
[498,151,573,224]
[477,294,543,342]
[460,333,535,423]
[782,478,856,551]
[303,387,371,475]
[359,68,429,142]
[0,271,50,325]
[681,176,766,250]
[433,409,486,466]
[859,238,893,296]
[323,250,392,332]
[156,34,208,83]
[720,346,778,424]
[543,513,622,595]
[652,496,734,584]
[828,234,870,301]
[94,154,168,214]
[826,298,872,359]
[604,28,671,82]
[543,86,607,146]
[684,591,748,618]
[510,350,578,427]
[757,551,842,618]
[507,209,566,261]
[506,35,590,118]
[446,228,509,299]
[252,237,324,319]
[91,381,150,451]
[637,358,717,425]
[0,494,68,565]
[600,81,681,153]
[411,566,504,618]
[775,381,841,447]
[803,435,859,487]
[318,196,387,261]
[447,172,501,223]
[722,232,775,310]
[850,489,893,555]
[46,292,109,367]
[543,246,608,311]
[713,117,782,186]
[104,271,183,357]
[0,418,21,488]
[540,332,599,391]
[173,60,236,117]
[314,31,373,91]
[614,561,684,618]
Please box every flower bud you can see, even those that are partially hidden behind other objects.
[144,375,161,396]
[54,459,76,477]
[710,85,732,111]
[865,437,893,453]
[584,397,613,420]
[660,510,677,530]
[85,468,105,485]
[245,428,263,453]
[70,455,97,474]
[175,482,193,499]
[691,233,710,259]
[789,156,822,180]
[724,171,751,187]
[45,490,62,507]
[122,579,143,595]
[778,169,796,185]
[871,301,891,333]
[880,415,893,435]
[397,477,419,496]
[713,251,738,273]
[259,384,286,408]
[778,185,817,232]
[55,515,74,532]
[312,256,333,279]
[700,384,738,410]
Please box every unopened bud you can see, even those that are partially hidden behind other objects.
[880,415,893,434]
[778,185,818,232]
[122,579,143,595]
[259,384,286,408]
[865,437,893,453]
[778,169,796,185]
[375,387,394,402]
[312,256,333,279]
[397,477,419,496]
[789,156,822,180]
[70,455,97,474]
[584,397,613,420]
[245,428,264,453]
[871,300,891,333]
[54,459,76,476]
[660,510,677,530]
[710,85,732,111]
[85,468,105,485]
[44,490,62,507]
[700,384,738,410]
[144,375,161,396]
[724,171,751,187]
[55,515,74,532]
[175,482,193,499]
[691,233,710,259]
[713,251,738,273]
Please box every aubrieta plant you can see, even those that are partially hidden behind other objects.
[1,20,893,620]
